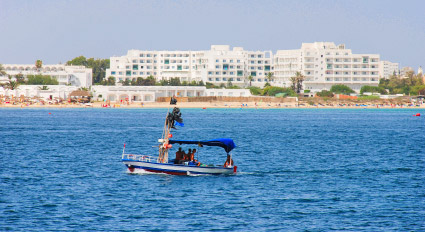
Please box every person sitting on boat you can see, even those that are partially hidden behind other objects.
[190,149,196,161]
[174,147,184,164]
[224,154,234,167]
[181,148,191,163]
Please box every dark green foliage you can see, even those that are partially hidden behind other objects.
[262,86,295,96]
[378,72,424,95]
[360,85,388,95]
[248,87,262,95]
[26,75,59,85]
[99,76,116,85]
[316,90,334,97]
[330,85,355,95]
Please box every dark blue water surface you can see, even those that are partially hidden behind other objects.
[1,108,424,231]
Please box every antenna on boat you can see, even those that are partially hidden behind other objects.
[158,96,178,163]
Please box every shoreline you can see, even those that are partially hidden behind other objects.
[1,101,424,109]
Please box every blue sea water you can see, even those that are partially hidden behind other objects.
[0,108,424,231]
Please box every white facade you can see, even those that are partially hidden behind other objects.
[0,85,79,99]
[92,86,251,102]
[0,64,92,87]
[379,61,399,79]
[106,45,273,88]
[274,42,381,92]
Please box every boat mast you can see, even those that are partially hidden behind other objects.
[158,96,177,163]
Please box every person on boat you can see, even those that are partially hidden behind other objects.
[182,148,191,163]
[174,147,184,164]
[224,154,234,167]
[190,149,196,161]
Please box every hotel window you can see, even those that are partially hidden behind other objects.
[147,72,151,75]
[251,71,257,76]
[208,78,212,81]
[237,60,240,63]
[362,72,367,75]
[237,66,241,69]
[177,65,182,70]
[237,70,243,76]
[223,60,226,62]
[132,65,138,70]
[126,71,131,76]
[223,78,227,81]
[164,59,169,64]
[126,66,130,69]
[132,72,137,75]
[326,78,331,81]
[208,72,213,75]
[119,72,123,75]
[133,60,137,63]
[223,64,229,70]
[257,79,262,82]
[345,72,349,75]
[140,54,144,57]
[258,61,262,64]
[251,67,255,70]
[230,72,234,75]
[111,71,116,75]
[216,59,219,62]
[140,60,145,63]
[216,78,220,81]
[258,67,262,70]
[230,60,233,63]
[216,72,220,75]
[344,65,348,68]
[237,78,241,81]
[223,72,227,75]
[216,65,220,69]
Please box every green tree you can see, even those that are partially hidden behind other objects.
[15,74,25,84]
[330,84,355,95]
[265,72,274,83]
[248,86,262,95]
[35,60,42,71]
[38,85,49,90]
[1,76,20,90]
[122,79,131,86]
[198,80,205,86]
[290,71,305,93]
[262,86,295,96]
[247,75,253,86]
[66,56,88,66]
[169,77,181,86]
[227,80,233,88]
[66,56,110,84]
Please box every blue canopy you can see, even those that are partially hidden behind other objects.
[168,138,236,153]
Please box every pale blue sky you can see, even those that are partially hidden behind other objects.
[0,0,424,70]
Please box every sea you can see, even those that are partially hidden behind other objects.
[0,108,424,231]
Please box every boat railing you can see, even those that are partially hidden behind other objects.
[122,154,158,163]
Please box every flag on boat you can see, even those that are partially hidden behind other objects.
[175,121,184,127]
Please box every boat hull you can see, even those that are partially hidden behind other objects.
[122,159,236,176]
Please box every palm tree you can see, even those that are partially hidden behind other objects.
[247,75,253,87]
[1,76,20,96]
[295,71,305,93]
[35,60,42,72]
[290,71,305,93]
[266,72,274,84]
[0,64,6,76]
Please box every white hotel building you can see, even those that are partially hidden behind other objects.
[1,64,92,87]
[106,45,273,87]
[379,61,399,79]
[274,42,381,92]
[107,43,392,93]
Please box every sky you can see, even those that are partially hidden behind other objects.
[0,0,424,70]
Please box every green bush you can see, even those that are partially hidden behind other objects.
[316,90,334,97]
[262,86,296,96]
[360,85,388,95]
[26,75,59,85]
[330,84,355,95]
[248,86,262,95]
[304,90,310,93]
[409,85,425,95]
